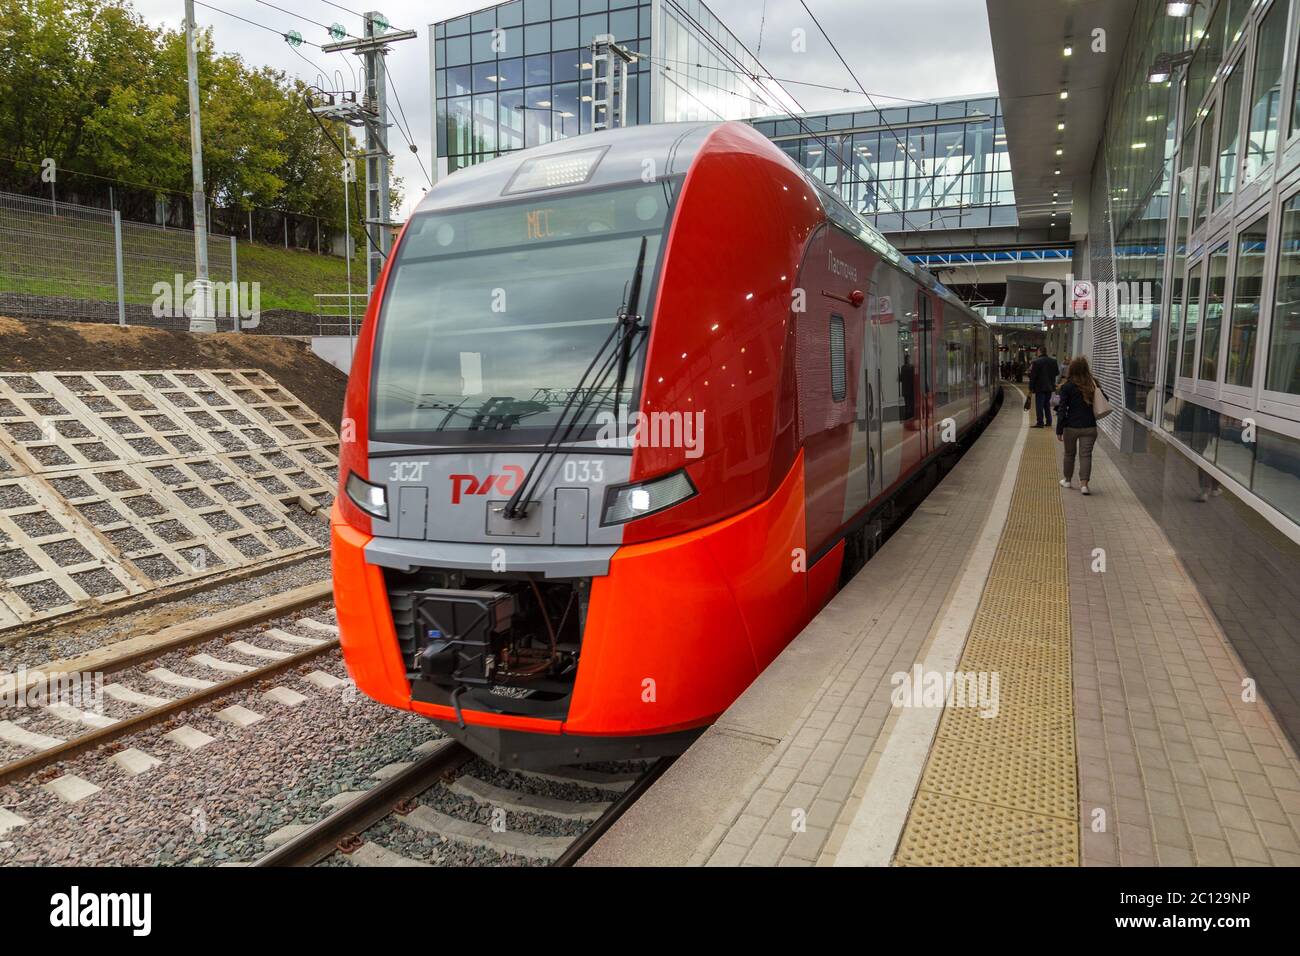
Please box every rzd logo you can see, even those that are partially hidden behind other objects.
[449,464,524,504]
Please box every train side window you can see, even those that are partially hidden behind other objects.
[830,313,846,402]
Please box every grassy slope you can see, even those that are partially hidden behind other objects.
[0,206,366,314]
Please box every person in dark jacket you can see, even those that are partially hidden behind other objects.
[1028,347,1060,427]
[1056,355,1103,495]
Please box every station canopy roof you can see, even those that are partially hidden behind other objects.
[987,0,1139,232]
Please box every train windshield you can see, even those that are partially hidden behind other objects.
[370,181,672,442]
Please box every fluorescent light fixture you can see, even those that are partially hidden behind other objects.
[1167,1,1192,16]
[1060,90,1068,100]
[1063,45,1073,56]
[1058,122,1066,130]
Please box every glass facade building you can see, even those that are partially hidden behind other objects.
[749,96,1017,233]
[1083,0,1300,527]
[430,0,785,177]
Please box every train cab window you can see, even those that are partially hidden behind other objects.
[370,181,674,442]
[830,314,846,402]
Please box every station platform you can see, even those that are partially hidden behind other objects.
[581,389,1300,866]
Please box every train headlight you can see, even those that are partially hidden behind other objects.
[345,471,388,520]
[601,470,697,525]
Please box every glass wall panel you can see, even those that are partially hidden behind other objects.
[1182,261,1204,378]
[1226,214,1268,388]
[1199,241,1230,383]
[1267,192,1300,395]
[1254,428,1300,521]
[1194,106,1216,232]
[1215,58,1244,207]
[1244,0,1287,181]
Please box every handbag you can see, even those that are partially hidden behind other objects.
[1023,393,1031,411]
[1092,384,1113,419]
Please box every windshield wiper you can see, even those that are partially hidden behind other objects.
[502,236,650,521]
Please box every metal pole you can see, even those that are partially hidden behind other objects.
[113,211,127,327]
[364,10,391,293]
[284,215,289,250]
[230,234,239,333]
[343,133,356,361]
[248,208,253,241]
[184,0,213,332]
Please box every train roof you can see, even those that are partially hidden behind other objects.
[413,121,984,327]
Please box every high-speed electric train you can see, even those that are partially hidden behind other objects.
[332,120,998,767]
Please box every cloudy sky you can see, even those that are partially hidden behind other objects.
[133,0,997,215]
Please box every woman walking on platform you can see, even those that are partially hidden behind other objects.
[1056,356,1106,495]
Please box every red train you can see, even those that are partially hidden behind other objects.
[332,120,998,766]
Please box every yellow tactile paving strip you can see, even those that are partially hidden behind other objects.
[895,426,1079,866]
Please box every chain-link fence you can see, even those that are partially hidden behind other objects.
[0,190,241,331]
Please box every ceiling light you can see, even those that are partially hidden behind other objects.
[1055,169,1061,175]
[1056,148,1063,155]
[1132,142,1147,149]
[1059,90,1069,100]
[1063,45,1073,56]
[1167,2,1192,16]
[1057,122,1066,131]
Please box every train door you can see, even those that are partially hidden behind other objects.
[915,291,935,457]
[866,289,883,499]
[843,283,880,521]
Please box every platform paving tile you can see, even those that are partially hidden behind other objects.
[691,399,1022,866]
[1065,441,1300,867]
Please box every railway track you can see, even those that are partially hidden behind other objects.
[0,592,339,787]
[255,743,674,868]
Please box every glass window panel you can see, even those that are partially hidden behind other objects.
[498,89,526,150]
[447,65,473,97]
[581,0,607,12]
[472,10,496,32]
[552,49,581,83]
[499,1,524,28]
[1266,192,1300,395]
[554,0,579,16]
[1199,242,1229,382]
[473,93,497,151]
[640,4,652,38]
[580,13,609,40]
[446,35,471,67]
[525,22,551,54]
[1181,261,1203,378]
[447,16,471,37]
[472,31,498,62]
[524,0,550,23]
[474,62,503,93]
[436,98,447,154]
[1245,0,1287,180]
[1215,59,1245,206]
[552,18,579,49]
[1217,414,1256,486]
[525,85,554,145]
[525,53,550,86]
[1254,428,1300,522]
[551,82,580,140]
[1194,105,1215,231]
[1226,214,1268,387]
[435,38,445,65]
[447,96,473,156]
[610,7,637,40]
[435,68,446,99]
[909,105,937,122]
